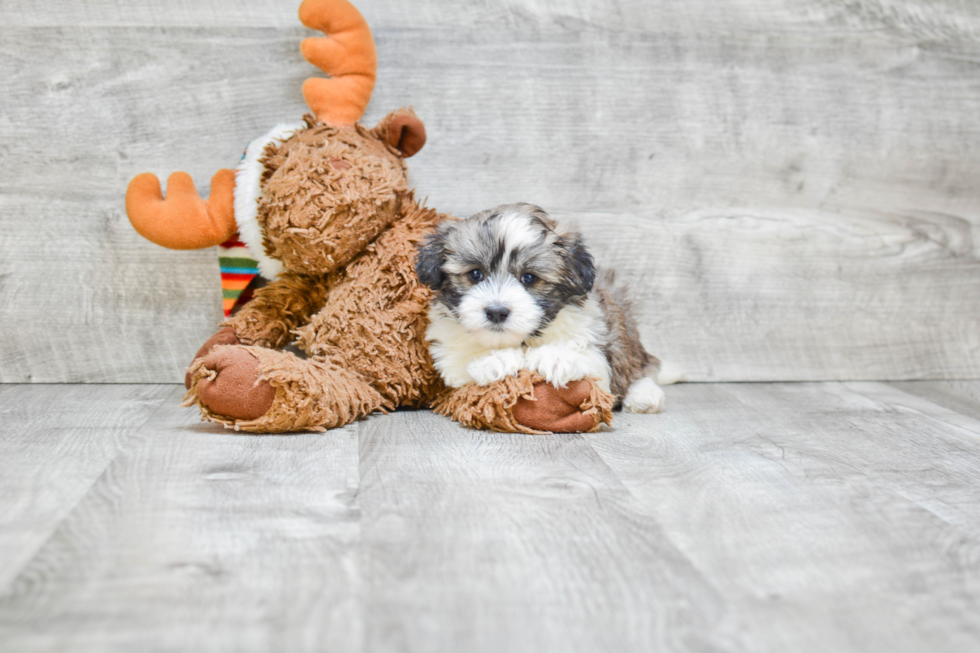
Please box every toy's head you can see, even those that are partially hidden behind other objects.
[254,0,427,275]
[126,0,426,283]
[255,109,425,276]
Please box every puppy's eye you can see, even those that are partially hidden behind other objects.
[468,269,484,283]
[520,272,537,286]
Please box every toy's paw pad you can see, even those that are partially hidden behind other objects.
[467,349,524,386]
[513,379,596,433]
[525,345,594,388]
[186,327,239,389]
[623,377,665,414]
[196,346,275,421]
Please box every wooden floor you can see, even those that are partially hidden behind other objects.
[0,382,978,652]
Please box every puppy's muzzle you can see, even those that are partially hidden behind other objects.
[485,304,510,325]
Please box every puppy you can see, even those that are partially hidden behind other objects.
[415,203,666,413]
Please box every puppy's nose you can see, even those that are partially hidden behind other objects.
[485,305,510,324]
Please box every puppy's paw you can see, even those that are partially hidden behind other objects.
[623,377,665,414]
[467,349,525,385]
[525,345,594,388]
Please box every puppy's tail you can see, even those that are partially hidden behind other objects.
[621,360,683,415]
[655,360,686,386]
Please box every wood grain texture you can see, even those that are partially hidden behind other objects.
[358,410,737,653]
[585,381,980,652]
[3,382,980,651]
[888,379,980,418]
[0,384,172,589]
[2,0,980,381]
[0,386,363,652]
[5,0,980,35]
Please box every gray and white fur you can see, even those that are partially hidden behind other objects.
[416,203,666,413]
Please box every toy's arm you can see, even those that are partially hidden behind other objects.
[182,272,329,389]
[431,370,614,434]
[126,170,237,249]
[221,272,330,349]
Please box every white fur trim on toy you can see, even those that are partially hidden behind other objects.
[234,123,303,279]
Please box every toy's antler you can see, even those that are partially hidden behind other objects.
[126,170,237,249]
[299,0,377,126]
[126,1,375,250]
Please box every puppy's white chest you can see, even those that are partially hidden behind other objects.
[427,298,612,392]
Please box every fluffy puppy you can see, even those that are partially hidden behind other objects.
[416,203,665,413]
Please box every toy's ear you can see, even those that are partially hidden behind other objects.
[415,223,451,289]
[374,108,426,157]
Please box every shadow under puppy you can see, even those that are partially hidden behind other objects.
[416,203,666,413]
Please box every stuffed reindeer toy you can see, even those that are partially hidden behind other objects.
[125,0,614,433]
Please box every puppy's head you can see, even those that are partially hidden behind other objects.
[416,203,595,348]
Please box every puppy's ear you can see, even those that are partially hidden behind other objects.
[415,224,450,289]
[557,232,596,296]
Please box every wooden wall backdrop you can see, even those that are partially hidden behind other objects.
[2,0,979,383]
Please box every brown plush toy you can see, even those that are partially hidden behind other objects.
[125,0,613,434]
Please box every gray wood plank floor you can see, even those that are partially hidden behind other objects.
[1,382,979,652]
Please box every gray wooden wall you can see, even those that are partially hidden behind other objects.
[2,0,979,383]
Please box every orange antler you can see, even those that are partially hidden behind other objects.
[298,0,377,126]
[126,170,237,250]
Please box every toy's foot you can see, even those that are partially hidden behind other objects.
[513,379,598,433]
[186,345,385,433]
[431,371,614,434]
[185,327,240,389]
[195,346,276,421]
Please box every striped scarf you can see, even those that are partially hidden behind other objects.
[218,238,260,317]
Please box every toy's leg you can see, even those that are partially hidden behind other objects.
[184,345,384,433]
[431,370,614,434]
[183,273,331,388]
